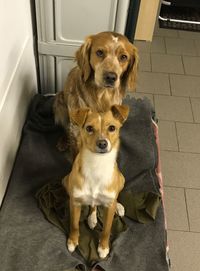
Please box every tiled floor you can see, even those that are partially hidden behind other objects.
[134,24,200,271]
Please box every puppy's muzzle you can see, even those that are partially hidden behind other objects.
[103,72,117,87]
[96,139,108,153]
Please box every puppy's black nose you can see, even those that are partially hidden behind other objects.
[96,139,108,150]
[104,72,117,85]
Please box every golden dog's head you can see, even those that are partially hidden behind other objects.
[70,105,129,154]
[76,32,138,91]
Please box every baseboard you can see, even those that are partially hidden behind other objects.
[0,38,37,206]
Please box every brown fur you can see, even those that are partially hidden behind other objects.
[62,105,129,258]
[54,31,138,153]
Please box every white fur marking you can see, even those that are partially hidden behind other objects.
[67,239,77,252]
[116,203,125,217]
[73,149,117,206]
[98,246,109,259]
[112,36,118,43]
[88,210,97,229]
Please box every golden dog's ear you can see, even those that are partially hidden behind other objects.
[123,45,139,91]
[111,105,129,124]
[76,36,92,82]
[70,108,90,127]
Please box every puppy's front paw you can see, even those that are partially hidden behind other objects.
[67,238,78,253]
[98,245,109,259]
[116,202,125,217]
[88,211,97,229]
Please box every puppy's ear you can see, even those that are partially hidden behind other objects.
[70,108,90,127]
[76,36,92,82]
[122,45,139,91]
[111,105,129,124]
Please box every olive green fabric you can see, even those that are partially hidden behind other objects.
[36,180,161,265]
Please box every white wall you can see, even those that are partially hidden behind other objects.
[0,0,37,205]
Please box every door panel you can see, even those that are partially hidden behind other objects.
[55,0,118,45]
[56,57,76,92]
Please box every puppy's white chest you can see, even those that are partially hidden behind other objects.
[73,150,117,206]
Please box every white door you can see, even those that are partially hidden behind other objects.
[35,0,130,93]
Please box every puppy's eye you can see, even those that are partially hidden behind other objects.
[119,54,128,62]
[86,125,94,133]
[108,125,116,132]
[96,50,104,57]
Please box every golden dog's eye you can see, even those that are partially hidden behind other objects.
[96,50,104,57]
[119,54,128,62]
[108,125,116,132]
[86,125,94,133]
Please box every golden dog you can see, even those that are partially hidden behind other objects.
[54,31,138,154]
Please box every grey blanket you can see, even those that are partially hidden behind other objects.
[0,94,169,271]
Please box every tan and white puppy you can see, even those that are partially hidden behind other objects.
[62,104,129,259]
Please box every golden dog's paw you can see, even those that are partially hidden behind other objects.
[88,211,97,229]
[97,245,109,259]
[67,239,78,253]
[116,202,125,217]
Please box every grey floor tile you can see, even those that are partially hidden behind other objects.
[137,72,170,95]
[183,56,200,76]
[154,22,179,38]
[194,40,200,56]
[165,38,197,56]
[186,189,200,232]
[134,40,151,53]
[179,30,200,40]
[151,54,184,74]
[168,231,200,271]
[164,187,189,231]
[191,98,200,123]
[158,121,178,151]
[151,37,166,53]
[170,74,200,97]
[135,37,166,54]
[176,122,200,153]
[161,151,200,188]
[154,95,193,122]
[138,52,151,72]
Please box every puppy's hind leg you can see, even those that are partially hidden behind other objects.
[88,206,97,229]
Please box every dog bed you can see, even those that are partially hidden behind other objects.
[0,94,170,271]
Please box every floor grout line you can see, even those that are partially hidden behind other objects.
[174,122,180,152]
[184,188,191,232]
[181,55,186,75]
[189,97,195,123]
[163,37,167,54]
[138,69,200,77]
[160,148,200,155]
[136,90,200,99]
[164,185,200,191]
[168,73,172,96]
[167,229,200,234]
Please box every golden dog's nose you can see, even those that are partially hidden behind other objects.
[104,72,117,85]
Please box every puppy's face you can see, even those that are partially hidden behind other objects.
[76,32,138,90]
[70,105,129,154]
